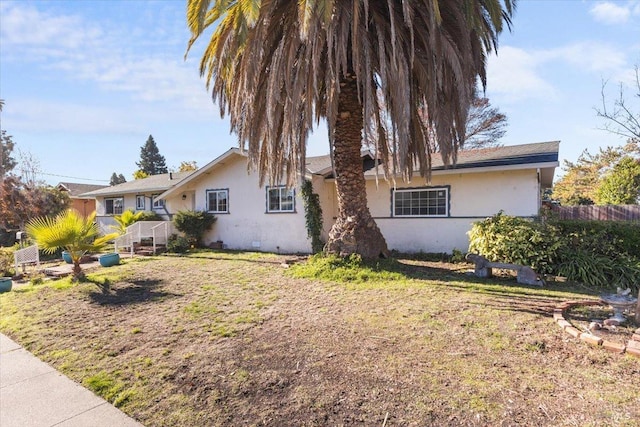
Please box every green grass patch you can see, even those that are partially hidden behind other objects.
[287,253,407,284]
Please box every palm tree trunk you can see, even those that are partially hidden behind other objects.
[325,74,389,258]
[72,260,85,282]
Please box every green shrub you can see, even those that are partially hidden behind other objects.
[172,210,217,247]
[0,247,15,277]
[467,212,561,274]
[137,211,163,221]
[166,234,190,253]
[468,213,640,290]
[552,220,640,258]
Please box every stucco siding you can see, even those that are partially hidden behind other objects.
[187,157,311,253]
[320,168,541,253]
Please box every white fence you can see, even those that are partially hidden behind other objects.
[14,244,40,271]
[114,221,174,255]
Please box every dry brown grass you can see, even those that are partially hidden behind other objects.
[1,251,639,426]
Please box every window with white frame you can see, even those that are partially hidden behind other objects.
[393,187,449,217]
[206,189,229,213]
[136,195,145,210]
[105,197,124,215]
[267,186,295,213]
[152,194,165,210]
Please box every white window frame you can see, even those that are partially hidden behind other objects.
[266,186,295,213]
[152,194,165,210]
[135,195,145,210]
[105,197,124,215]
[392,187,449,217]
[206,189,229,214]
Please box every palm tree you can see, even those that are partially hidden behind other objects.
[26,210,118,281]
[112,209,145,234]
[186,0,515,258]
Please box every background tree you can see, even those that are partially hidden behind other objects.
[109,172,127,186]
[0,100,17,180]
[186,0,515,258]
[596,64,640,143]
[553,142,640,205]
[0,177,70,231]
[133,170,149,180]
[177,161,198,172]
[594,156,640,205]
[136,135,168,175]
[461,97,508,150]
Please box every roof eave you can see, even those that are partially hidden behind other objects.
[158,148,244,200]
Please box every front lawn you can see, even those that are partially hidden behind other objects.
[1,252,638,426]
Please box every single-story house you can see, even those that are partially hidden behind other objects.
[56,182,108,217]
[82,141,559,254]
[80,171,195,233]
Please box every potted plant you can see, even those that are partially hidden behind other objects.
[26,210,119,282]
[99,252,120,267]
[0,277,12,293]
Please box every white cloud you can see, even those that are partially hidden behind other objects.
[487,42,630,103]
[543,42,626,73]
[486,46,557,102]
[0,2,213,113]
[5,99,145,134]
[589,2,632,24]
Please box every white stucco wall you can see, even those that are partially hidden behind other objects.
[180,157,311,254]
[94,193,174,234]
[322,168,541,254]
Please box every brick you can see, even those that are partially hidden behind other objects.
[625,346,640,359]
[565,326,581,338]
[579,334,603,346]
[557,319,572,329]
[626,339,640,351]
[602,341,626,354]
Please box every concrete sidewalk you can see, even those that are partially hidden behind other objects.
[1,333,143,427]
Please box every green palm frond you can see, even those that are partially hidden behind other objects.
[112,209,145,234]
[26,210,117,255]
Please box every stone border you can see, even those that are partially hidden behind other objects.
[554,300,640,358]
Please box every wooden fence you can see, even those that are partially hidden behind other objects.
[550,204,640,221]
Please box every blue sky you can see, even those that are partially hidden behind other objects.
[1,0,639,186]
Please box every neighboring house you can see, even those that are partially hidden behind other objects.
[80,172,195,233]
[56,182,108,217]
[151,141,559,254]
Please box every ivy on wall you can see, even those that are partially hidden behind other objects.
[300,180,324,253]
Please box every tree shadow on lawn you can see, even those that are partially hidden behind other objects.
[87,278,181,306]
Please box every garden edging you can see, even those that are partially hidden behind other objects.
[554,300,640,359]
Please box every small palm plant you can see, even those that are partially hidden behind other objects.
[112,209,145,234]
[26,210,118,281]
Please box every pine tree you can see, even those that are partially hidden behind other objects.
[109,172,127,186]
[136,135,168,175]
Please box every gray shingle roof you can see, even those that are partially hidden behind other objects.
[79,171,195,197]
[305,141,559,178]
[57,182,108,197]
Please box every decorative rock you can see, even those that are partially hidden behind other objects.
[603,319,621,327]
[588,322,602,331]
[635,328,640,335]
[632,334,640,342]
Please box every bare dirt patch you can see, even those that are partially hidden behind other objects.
[1,252,639,426]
